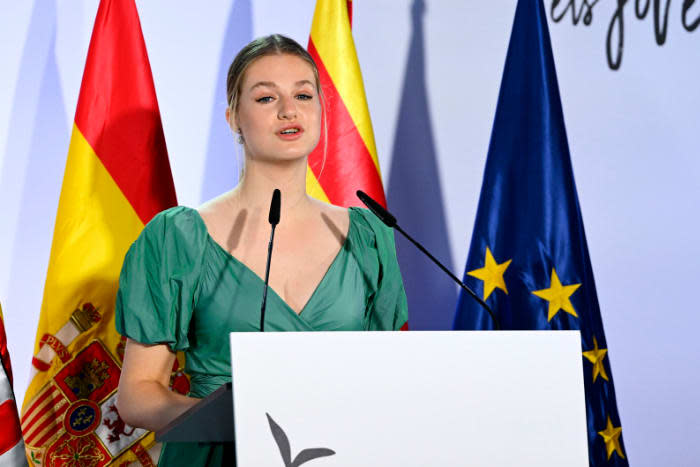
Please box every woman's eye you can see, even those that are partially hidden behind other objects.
[256,96,273,103]
[296,94,313,101]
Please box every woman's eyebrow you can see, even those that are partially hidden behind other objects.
[249,80,277,91]
[249,79,314,92]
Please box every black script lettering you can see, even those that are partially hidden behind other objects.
[636,0,651,18]
[551,0,600,25]
[551,0,699,71]
[683,0,700,31]
[606,0,671,69]
[653,0,672,44]
[607,0,628,70]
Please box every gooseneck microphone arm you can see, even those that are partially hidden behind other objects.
[260,189,281,332]
[356,190,501,330]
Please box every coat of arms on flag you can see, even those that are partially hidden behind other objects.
[22,310,189,466]
[23,336,188,466]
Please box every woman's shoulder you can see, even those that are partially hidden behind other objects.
[308,197,351,238]
[349,206,392,243]
[141,205,207,246]
[151,205,199,221]
[195,192,240,247]
[147,205,202,228]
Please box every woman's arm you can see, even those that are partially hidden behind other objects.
[116,339,199,432]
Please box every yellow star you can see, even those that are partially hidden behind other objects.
[531,268,581,321]
[598,416,625,460]
[467,247,512,300]
[582,336,609,383]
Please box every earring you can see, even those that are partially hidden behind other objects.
[236,129,244,144]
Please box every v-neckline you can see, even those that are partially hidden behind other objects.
[193,207,356,318]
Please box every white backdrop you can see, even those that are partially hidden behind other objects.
[0,1,698,465]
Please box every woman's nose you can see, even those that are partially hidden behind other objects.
[277,96,297,120]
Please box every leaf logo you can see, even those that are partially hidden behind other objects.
[266,413,336,466]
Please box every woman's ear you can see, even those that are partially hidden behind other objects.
[225,107,235,132]
[226,107,244,144]
[225,106,242,136]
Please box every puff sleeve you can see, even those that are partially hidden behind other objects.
[353,208,409,331]
[115,207,206,352]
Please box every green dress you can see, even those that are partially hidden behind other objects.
[115,206,408,466]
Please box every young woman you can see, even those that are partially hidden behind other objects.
[115,34,407,466]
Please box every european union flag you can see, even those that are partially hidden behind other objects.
[452,0,629,464]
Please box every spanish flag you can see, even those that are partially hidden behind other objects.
[306,0,387,207]
[20,1,180,465]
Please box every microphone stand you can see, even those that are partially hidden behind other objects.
[393,223,500,330]
[356,190,501,330]
[260,189,281,332]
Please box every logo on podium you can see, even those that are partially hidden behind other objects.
[266,413,335,467]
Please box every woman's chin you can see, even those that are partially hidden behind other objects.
[251,150,310,165]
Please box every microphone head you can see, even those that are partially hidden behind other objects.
[356,190,396,228]
[269,189,281,225]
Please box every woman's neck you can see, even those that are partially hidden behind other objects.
[233,157,312,221]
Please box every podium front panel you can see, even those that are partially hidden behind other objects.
[230,330,588,466]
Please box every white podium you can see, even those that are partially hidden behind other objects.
[229,331,589,467]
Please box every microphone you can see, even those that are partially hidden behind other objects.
[260,189,281,331]
[356,190,501,330]
[356,190,396,227]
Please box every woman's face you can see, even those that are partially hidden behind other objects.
[232,53,322,164]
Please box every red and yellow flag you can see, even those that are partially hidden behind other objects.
[20,1,181,465]
[306,0,387,207]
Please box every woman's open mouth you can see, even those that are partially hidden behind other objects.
[278,125,303,140]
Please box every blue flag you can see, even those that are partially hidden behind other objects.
[452,0,628,464]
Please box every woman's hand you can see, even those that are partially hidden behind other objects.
[116,338,199,432]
